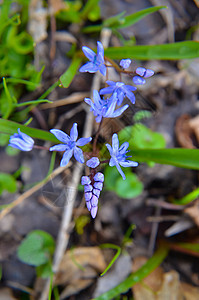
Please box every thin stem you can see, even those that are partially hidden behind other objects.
[105,56,136,76]
[33,145,50,150]
[93,118,104,155]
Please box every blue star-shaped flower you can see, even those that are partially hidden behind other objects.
[106,133,138,180]
[100,81,137,105]
[50,123,92,166]
[9,128,34,151]
[79,41,106,76]
[84,90,129,123]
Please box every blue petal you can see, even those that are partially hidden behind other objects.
[79,62,99,73]
[82,46,95,61]
[112,134,119,153]
[91,206,98,218]
[81,176,91,185]
[109,157,116,167]
[91,194,99,207]
[9,140,32,151]
[60,149,73,166]
[120,160,138,167]
[99,86,114,95]
[94,172,104,182]
[112,104,129,118]
[50,129,70,143]
[97,41,104,59]
[70,123,78,141]
[93,90,101,107]
[76,137,92,147]
[119,142,129,154]
[18,129,34,144]
[74,147,84,163]
[104,99,116,117]
[136,67,146,77]
[144,69,154,78]
[125,89,136,104]
[125,85,137,91]
[106,81,116,86]
[49,144,68,151]
[116,163,126,180]
[86,157,100,168]
[106,143,113,155]
[133,76,146,85]
[99,64,106,76]
[120,59,131,69]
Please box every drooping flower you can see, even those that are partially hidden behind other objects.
[120,59,131,69]
[50,123,92,166]
[9,128,34,151]
[79,41,106,76]
[133,67,154,85]
[86,157,100,168]
[106,133,138,180]
[81,172,104,218]
[84,90,128,123]
[99,81,137,105]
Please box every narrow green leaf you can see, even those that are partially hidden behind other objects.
[172,187,199,205]
[95,244,168,300]
[2,77,15,119]
[60,55,82,88]
[115,6,166,29]
[100,244,121,277]
[105,41,199,60]
[130,148,199,170]
[80,0,100,20]
[15,99,52,108]
[0,118,59,143]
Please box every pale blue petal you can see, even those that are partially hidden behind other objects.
[76,137,92,146]
[81,176,91,185]
[86,157,100,168]
[133,76,146,85]
[93,90,101,107]
[60,149,73,166]
[136,67,146,76]
[91,206,98,218]
[106,81,115,86]
[91,194,99,206]
[112,134,119,152]
[144,69,154,78]
[99,86,114,95]
[49,144,68,151]
[9,139,32,151]
[99,64,106,76]
[125,89,136,104]
[70,123,78,141]
[104,100,116,117]
[50,129,70,143]
[82,46,95,61]
[18,129,34,144]
[120,160,138,167]
[106,143,113,155]
[125,85,137,91]
[115,162,126,180]
[109,157,116,167]
[97,41,104,59]
[119,142,129,153]
[74,147,84,163]
[112,104,129,118]
[94,172,104,182]
[79,62,98,73]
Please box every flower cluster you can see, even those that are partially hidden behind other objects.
[9,41,153,219]
[81,173,104,218]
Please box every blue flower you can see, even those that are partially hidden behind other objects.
[133,67,154,85]
[79,41,106,76]
[84,90,128,123]
[50,123,92,166]
[86,157,100,168]
[106,133,138,180]
[120,59,131,69]
[100,81,137,105]
[9,128,34,151]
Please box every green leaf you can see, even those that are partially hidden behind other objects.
[2,77,15,119]
[60,55,82,88]
[0,118,59,143]
[15,99,52,108]
[133,110,152,122]
[115,173,143,199]
[119,124,166,150]
[95,244,168,300]
[100,244,121,276]
[114,6,166,29]
[0,172,17,195]
[36,262,52,278]
[104,166,121,191]
[172,187,199,205]
[104,41,199,60]
[80,0,100,20]
[130,148,199,170]
[17,230,55,266]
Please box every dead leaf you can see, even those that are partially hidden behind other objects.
[188,115,199,145]
[132,256,199,300]
[184,199,199,227]
[28,0,48,43]
[175,114,195,149]
[54,247,106,298]
[49,0,67,14]
[0,288,17,300]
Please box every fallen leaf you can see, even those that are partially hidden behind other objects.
[132,256,199,300]
[184,199,199,227]
[175,114,195,149]
[54,247,106,298]
[188,115,199,145]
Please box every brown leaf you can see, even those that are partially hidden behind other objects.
[184,199,199,227]
[54,247,106,298]
[49,0,67,14]
[188,115,199,145]
[175,114,195,149]
[132,256,199,300]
